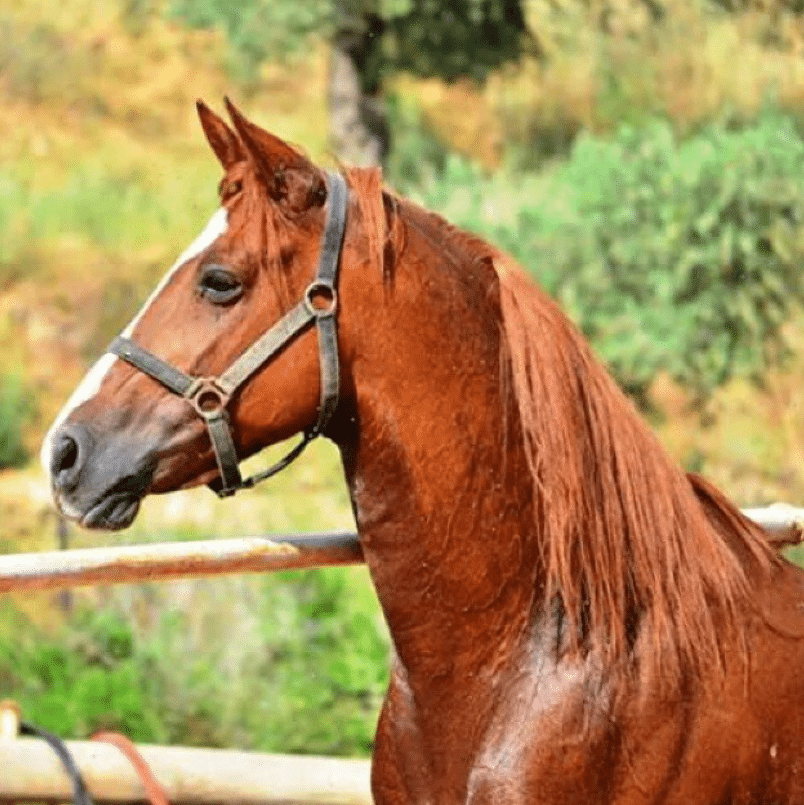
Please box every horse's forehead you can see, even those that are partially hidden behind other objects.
[170,207,229,271]
[122,206,229,336]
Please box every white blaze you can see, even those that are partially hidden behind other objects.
[41,207,229,474]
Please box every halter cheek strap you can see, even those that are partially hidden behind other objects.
[108,172,348,498]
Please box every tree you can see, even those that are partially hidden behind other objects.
[169,0,534,166]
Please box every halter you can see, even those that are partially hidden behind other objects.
[107,172,348,498]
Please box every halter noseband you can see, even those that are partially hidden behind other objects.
[107,172,348,498]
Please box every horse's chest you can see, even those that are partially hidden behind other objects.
[373,662,605,805]
[463,696,616,805]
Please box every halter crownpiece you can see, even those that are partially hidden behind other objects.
[108,172,348,497]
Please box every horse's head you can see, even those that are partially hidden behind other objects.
[42,100,360,529]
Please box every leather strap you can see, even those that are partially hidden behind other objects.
[316,169,348,286]
[217,300,315,394]
[311,311,339,436]
[205,411,243,491]
[109,336,194,397]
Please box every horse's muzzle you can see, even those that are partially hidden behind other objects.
[47,421,153,530]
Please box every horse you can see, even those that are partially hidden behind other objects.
[42,99,804,804]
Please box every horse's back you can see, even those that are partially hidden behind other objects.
[529,560,804,805]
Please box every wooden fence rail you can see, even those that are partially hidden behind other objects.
[0,699,371,804]
[0,736,372,805]
[742,505,804,542]
[0,531,363,593]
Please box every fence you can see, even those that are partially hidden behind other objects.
[0,504,801,803]
[0,531,364,593]
[0,699,371,804]
[1,505,801,592]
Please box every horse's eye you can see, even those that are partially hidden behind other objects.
[221,180,242,200]
[198,265,243,305]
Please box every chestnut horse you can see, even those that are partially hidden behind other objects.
[43,100,804,804]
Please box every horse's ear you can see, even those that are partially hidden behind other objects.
[224,97,325,212]
[196,100,245,170]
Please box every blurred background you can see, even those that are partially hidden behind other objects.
[1,0,804,757]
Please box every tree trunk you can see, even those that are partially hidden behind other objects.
[328,14,390,168]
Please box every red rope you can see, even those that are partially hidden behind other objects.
[91,731,169,805]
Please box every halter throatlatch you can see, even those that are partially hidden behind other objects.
[108,172,348,498]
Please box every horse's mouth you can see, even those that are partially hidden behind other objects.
[54,488,143,531]
[81,493,141,530]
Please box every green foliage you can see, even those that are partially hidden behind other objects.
[381,0,530,82]
[254,568,388,754]
[0,606,158,738]
[786,543,804,568]
[168,0,529,85]
[557,111,804,404]
[384,94,451,190]
[168,0,332,85]
[0,370,31,469]
[411,108,804,407]
[0,568,387,755]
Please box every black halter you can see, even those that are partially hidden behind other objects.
[108,172,348,498]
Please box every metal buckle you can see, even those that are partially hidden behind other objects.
[303,281,338,318]
[184,378,231,420]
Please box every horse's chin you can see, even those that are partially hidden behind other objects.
[80,492,142,530]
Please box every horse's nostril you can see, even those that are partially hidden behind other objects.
[50,426,89,491]
[55,435,78,471]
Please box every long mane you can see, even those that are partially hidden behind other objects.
[495,255,778,684]
[346,167,778,687]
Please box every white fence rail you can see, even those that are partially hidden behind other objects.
[742,505,804,541]
[0,736,371,805]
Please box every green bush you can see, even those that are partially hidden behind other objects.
[0,607,158,739]
[0,567,387,755]
[385,94,451,191]
[412,108,804,408]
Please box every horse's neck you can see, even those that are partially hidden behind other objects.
[339,221,546,697]
[343,396,543,686]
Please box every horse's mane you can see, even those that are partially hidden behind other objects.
[496,256,778,685]
[345,167,778,688]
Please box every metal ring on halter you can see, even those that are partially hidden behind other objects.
[183,378,232,421]
[303,281,338,318]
